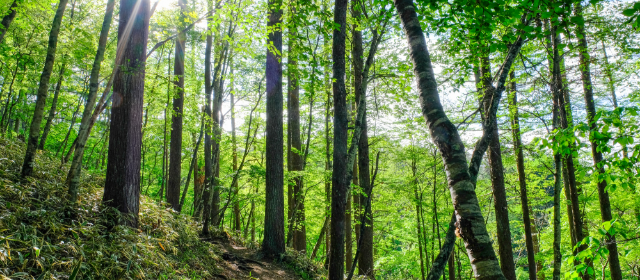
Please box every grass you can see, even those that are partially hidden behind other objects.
[0,138,221,279]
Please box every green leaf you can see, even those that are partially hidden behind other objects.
[623,8,636,17]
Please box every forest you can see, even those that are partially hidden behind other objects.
[0,0,639,279]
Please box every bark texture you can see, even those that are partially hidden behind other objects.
[0,0,19,44]
[102,0,150,228]
[167,0,188,210]
[395,0,513,278]
[262,0,285,257]
[21,0,69,178]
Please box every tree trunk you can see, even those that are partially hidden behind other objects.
[479,56,516,280]
[201,0,214,233]
[574,4,622,279]
[324,59,332,264]
[262,0,285,257]
[39,62,66,150]
[508,72,537,279]
[167,0,187,210]
[413,159,426,280]
[21,0,69,178]
[231,91,241,232]
[551,64,563,280]
[102,0,150,228]
[395,0,507,278]
[66,0,116,202]
[57,99,82,159]
[329,0,348,277]
[0,0,20,44]
[179,115,204,212]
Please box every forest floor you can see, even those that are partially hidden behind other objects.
[0,137,322,280]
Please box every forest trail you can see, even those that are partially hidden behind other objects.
[209,234,300,280]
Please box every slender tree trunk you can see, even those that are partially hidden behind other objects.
[551,66,563,280]
[39,63,66,150]
[57,99,82,159]
[329,0,348,277]
[413,159,426,280]
[66,0,116,202]
[231,91,241,232]
[201,0,214,233]
[395,0,507,278]
[159,47,173,202]
[574,5,622,279]
[0,0,20,44]
[21,0,69,177]
[508,72,537,279]
[179,114,204,212]
[167,0,188,210]
[479,56,517,280]
[324,61,332,264]
[262,0,285,257]
[102,0,150,228]
[448,250,455,280]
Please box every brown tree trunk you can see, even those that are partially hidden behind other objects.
[413,159,426,280]
[551,61,563,280]
[167,0,188,210]
[231,91,241,232]
[66,0,116,202]
[102,0,150,228]
[574,4,622,279]
[0,0,19,44]
[508,72,537,279]
[21,0,69,177]
[262,0,285,257]
[479,56,517,280]
[201,0,214,233]
[39,62,66,150]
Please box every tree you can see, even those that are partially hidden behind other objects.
[66,0,116,202]
[39,62,66,150]
[21,0,69,178]
[102,0,150,228]
[167,0,188,211]
[262,0,285,257]
[0,0,20,44]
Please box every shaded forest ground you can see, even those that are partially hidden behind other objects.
[0,137,323,279]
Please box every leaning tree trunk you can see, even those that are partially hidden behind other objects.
[395,0,511,278]
[167,0,188,211]
[66,0,116,202]
[39,62,66,150]
[0,0,20,44]
[102,0,150,228]
[21,0,69,178]
[508,72,537,279]
[328,0,348,277]
[262,0,285,257]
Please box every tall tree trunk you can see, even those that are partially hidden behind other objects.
[0,0,20,44]
[574,4,622,279]
[551,60,563,280]
[448,250,455,280]
[600,41,627,158]
[479,56,516,279]
[395,0,508,278]
[231,91,241,232]
[167,0,188,210]
[286,5,306,250]
[413,159,426,280]
[262,0,285,257]
[201,0,214,233]
[324,60,332,264]
[102,0,150,228]
[508,72,536,279]
[329,0,348,277]
[39,62,66,150]
[21,0,69,177]
[66,0,116,202]
[160,45,173,202]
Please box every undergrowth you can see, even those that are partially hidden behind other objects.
[0,138,221,279]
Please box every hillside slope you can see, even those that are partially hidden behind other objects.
[0,138,322,280]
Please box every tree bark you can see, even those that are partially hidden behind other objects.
[39,63,66,150]
[395,0,512,278]
[262,0,285,257]
[328,0,348,277]
[102,0,150,228]
[21,0,69,177]
[574,4,622,279]
[508,71,537,279]
[0,0,20,44]
[479,56,517,279]
[413,159,426,280]
[231,91,241,232]
[66,0,116,202]
[167,0,188,210]
[551,63,563,280]
[201,0,214,233]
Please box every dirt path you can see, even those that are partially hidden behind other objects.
[210,237,300,280]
